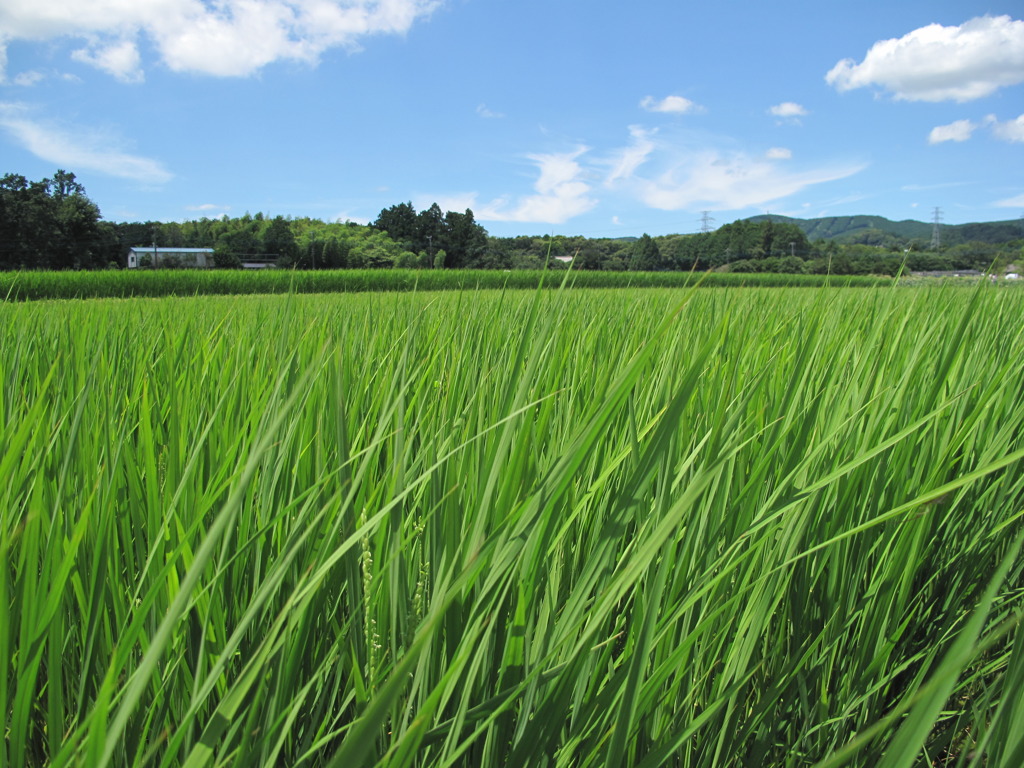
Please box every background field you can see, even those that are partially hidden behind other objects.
[0,268,890,301]
[2,284,1023,767]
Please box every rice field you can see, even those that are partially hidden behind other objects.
[0,268,889,301]
[1,284,1023,767]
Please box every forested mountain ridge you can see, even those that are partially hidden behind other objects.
[745,214,1023,246]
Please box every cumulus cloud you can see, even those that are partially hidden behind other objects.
[471,148,598,224]
[768,102,808,122]
[992,114,1024,143]
[0,0,441,79]
[769,102,808,117]
[72,39,143,83]
[826,15,1024,102]
[928,118,979,144]
[0,102,173,183]
[640,95,703,114]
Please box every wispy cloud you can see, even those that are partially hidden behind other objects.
[12,70,46,87]
[185,203,228,212]
[900,181,971,191]
[826,15,1024,102]
[0,102,173,183]
[604,127,863,212]
[640,95,703,114]
[604,125,656,186]
[632,150,864,212]
[994,192,1024,208]
[0,0,442,80]
[476,103,504,119]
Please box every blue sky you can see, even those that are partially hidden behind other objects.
[1,0,1022,237]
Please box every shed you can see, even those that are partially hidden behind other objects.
[128,247,214,269]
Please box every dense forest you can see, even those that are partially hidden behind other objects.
[2,171,1021,275]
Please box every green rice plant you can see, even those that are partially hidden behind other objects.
[1,283,1022,767]
[0,268,891,302]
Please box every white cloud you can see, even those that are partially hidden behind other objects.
[72,39,143,83]
[604,125,656,186]
[0,102,173,183]
[0,0,441,79]
[992,114,1024,143]
[476,103,504,119]
[601,126,862,212]
[928,119,978,144]
[633,150,864,212]
[827,15,1024,102]
[994,192,1024,208]
[471,148,598,224]
[770,101,806,122]
[13,70,46,86]
[640,95,703,114]
[185,203,226,212]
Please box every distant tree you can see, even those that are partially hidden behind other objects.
[215,228,260,261]
[0,170,102,270]
[416,203,446,261]
[630,233,662,271]
[372,202,418,248]
[443,209,488,268]
[263,215,298,265]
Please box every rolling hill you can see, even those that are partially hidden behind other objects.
[744,214,1023,246]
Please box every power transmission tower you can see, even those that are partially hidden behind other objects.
[930,207,942,251]
[700,211,715,234]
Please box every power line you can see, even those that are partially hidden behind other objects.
[700,211,715,234]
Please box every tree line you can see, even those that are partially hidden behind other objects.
[2,171,1020,274]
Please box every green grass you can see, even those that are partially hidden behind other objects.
[0,268,890,301]
[1,284,1022,767]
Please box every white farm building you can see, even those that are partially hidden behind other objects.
[128,247,214,269]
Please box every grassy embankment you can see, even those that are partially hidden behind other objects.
[1,284,1022,766]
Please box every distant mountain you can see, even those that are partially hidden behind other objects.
[743,214,1023,246]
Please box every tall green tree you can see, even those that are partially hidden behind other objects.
[630,233,662,271]
[443,209,488,268]
[416,203,446,262]
[0,170,103,270]
[372,202,418,249]
[262,215,298,266]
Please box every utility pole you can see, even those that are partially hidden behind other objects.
[152,224,159,269]
[930,207,942,251]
